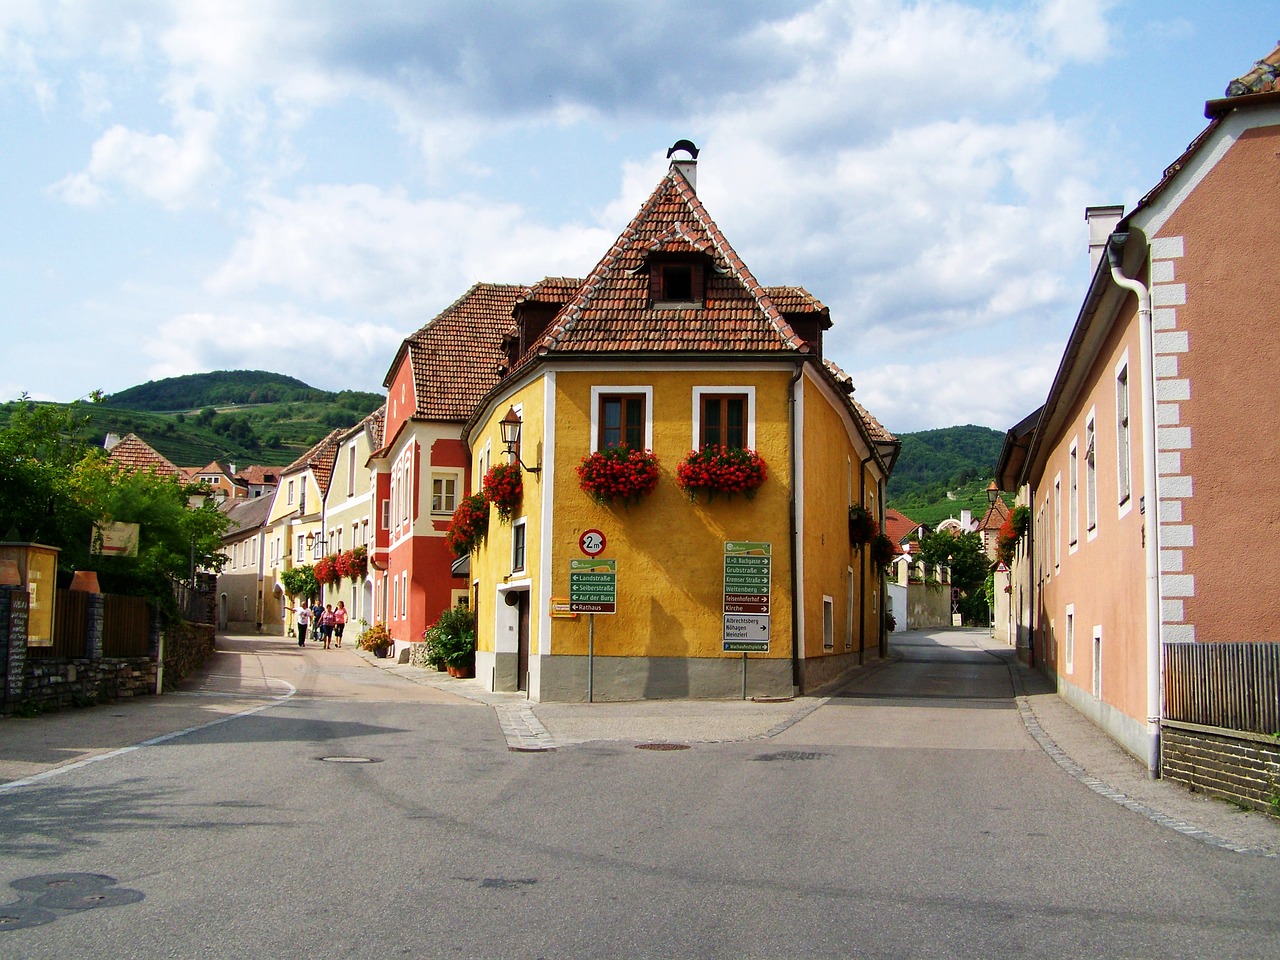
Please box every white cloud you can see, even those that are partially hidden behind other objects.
[849,342,1062,434]
[207,184,616,314]
[49,110,226,209]
[144,306,405,392]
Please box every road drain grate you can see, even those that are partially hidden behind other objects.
[635,743,691,751]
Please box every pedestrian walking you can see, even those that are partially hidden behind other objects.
[320,604,336,649]
[296,603,311,647]
[333,600,347,648]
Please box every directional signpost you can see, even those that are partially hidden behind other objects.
[723,541,770,653]
[569,558,616,614]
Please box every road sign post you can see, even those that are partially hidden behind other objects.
[723,542,770,654]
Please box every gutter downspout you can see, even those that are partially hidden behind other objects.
[858,453,874,665]
[788,361,805,692]
[1108,232,1161,779]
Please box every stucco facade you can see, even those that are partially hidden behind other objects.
[997,78,1280,769]
[464,151,897,702]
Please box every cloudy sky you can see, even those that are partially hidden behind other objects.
[1,1,1270,434]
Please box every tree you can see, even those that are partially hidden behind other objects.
[914,528,991,625]
[0,403,229,616]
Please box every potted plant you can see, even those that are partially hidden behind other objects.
[356,621,392,658]
[446,493,489,556]
[675,446,767,502]
[848,504,879,546]
[576,446,661,505]
[427,605,476,677]
[482,461,523,523]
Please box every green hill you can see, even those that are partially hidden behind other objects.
[1,371,385,468]
[886,424,1007,527]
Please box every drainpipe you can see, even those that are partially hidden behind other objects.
[787,361,804,692]
[1108,232,1161,778]
[858,453,874,665]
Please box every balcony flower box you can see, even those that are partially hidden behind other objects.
[848,504,879,547]
[675,446,767,502]
[577,447,661,506]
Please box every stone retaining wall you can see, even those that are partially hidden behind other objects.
[163,621,216,687]
[1161,721,1280,816]
[24,658,158,710]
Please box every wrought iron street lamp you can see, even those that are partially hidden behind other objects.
[498,407,541,474]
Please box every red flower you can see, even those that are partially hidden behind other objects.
[675,446,767,502]
[446,493,490,557]
[482,462,523,524]
[577,447,661,505]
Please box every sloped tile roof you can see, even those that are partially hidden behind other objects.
[1225,44,1280,96]
[978,497,1010,533]
[235,465,279,486]
[765,286,828,315]
[107,434,180,478]
[534,167,807,357]
[883,508,924,551]
[402,283,524,422]
[283,428,345,497]
[821,358,897,444]
[220,495,273,541]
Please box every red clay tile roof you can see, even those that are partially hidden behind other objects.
[397,283,524,422]
[883,508,924,552]
[107,434,180,478]
[1225,44,1280,96]
[765,286,828,315]
[283,428,345,497]
[234,465,279,486]
[534,166,807,357]
[821,358,897,445]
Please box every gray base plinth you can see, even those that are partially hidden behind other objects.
[537,655,793,703]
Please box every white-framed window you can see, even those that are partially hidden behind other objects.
[691,386,756,451]
[511,518,527,573]
[381,499,390,530]
[590,385,654,453]
[402,455,412,524]
[846,568,854,650]
[822,596,834,651]
[401,572,408,618]
[392,577,398,621]
[336,528,343,554]
[287,479,295,505]
[432,473,460,514]
[1068,439,1079,549]
[1092,625,1103,698]
[1116,357,1132,513]
[1053,475,1062,570]
[1064,605,1075,674]
[297,534,304,560]
[1085,412,1098,538]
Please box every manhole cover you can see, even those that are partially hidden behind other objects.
[635,743,690,751]
[316,756,382,763]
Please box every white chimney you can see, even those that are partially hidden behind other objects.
[104,432,121,450]
[1086,205,1125,276]
[667,139,699,194]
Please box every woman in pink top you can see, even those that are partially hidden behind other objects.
[333,600,348,648]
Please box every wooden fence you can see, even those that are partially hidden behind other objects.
[33,589,153,660]
[103,593,152,657]
[1163,642,1280,735]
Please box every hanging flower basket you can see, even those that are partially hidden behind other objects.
[870,532,896,569]
[446,493,489,557]
[577,447,661,505]
[313,554,340,587]
[482,462,523,524]
[349,545,368,581]
[849,504,879,546]
[675,446,768,502]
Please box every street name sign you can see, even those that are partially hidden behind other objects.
[569,558,617,614]
[723,541,770,651]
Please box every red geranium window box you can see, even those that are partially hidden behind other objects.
[675,446,767,502]
[577,447,661,505]
[446,493,489,557]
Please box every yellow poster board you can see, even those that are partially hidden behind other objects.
[0,543,60,647]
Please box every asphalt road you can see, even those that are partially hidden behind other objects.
[0,631,1276,959]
